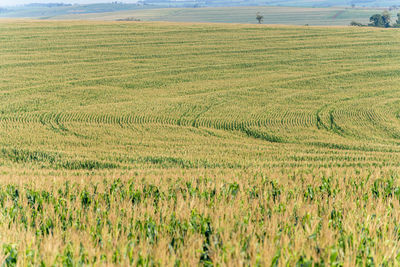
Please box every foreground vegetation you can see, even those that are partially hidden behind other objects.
[2,21,400,265]
[2,167,400,265]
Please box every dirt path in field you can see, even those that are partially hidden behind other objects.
[331,10,345,19]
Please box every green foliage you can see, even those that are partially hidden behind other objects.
[256,12,263,24]
[0,171,397,265]
[350,21,364,26]
[369,11,391,27]
[393,13,400,27]
[2,244,18,267]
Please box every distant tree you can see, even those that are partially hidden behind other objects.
[116,17,141,21]
[393,13,400,27]
[369,11,391,28]
[369,14,384,27]
[382,11,391,27]
[351,3,355,8]
[256,13,264,24]
[350,21,364,26]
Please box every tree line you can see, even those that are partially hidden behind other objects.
[351,11,400,28]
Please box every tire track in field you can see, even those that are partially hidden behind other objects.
[2,102,399,145]
[0,110,315,143]
[315,88,400,141]
[331,10,345,19]
[4,89,399,144]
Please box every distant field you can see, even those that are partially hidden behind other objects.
[49,6,396,25]
[3,20,400,265]
[0,3,142,19]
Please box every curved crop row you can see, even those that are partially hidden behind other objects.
[0,110,314,137]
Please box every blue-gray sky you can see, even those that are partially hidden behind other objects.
[1,0,138,6]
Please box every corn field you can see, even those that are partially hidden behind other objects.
[2,21,400,265]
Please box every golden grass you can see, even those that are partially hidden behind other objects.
[2,20,400,265]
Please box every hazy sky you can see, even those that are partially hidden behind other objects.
[1,0,138,6]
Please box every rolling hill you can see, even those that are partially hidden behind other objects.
[2,20,400,265]
[50,6,397,26]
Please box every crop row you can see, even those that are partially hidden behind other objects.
[0,111,316,129]
[0,108,391,139]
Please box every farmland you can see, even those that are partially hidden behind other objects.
[40,6,397,26]
[1,5,397,26]
[2,20,400,265]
